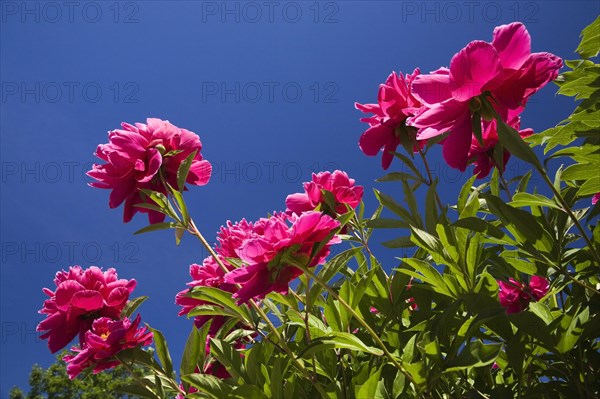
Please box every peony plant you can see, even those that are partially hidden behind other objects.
[37,18,600,399]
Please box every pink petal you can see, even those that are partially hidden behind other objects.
[55,280,86,309]
[136,148,162,183]
[71,290,104,311]
[411,68,452,105]
[449,41,503,102]
[492,22,531,70]
[187,160,212,186]
[358,125,394,156]
[286,193,313,214]
[441,114,472,170]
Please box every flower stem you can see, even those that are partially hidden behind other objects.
[290,259,416,385]
[417,146,444,212]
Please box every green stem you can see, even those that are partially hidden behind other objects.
[187,219,330,398]
[563,272,600,296]
[418,146,444,213]
[289,259,416,386]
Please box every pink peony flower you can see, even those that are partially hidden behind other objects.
[408,23,562,173]
[528,276,550,301]
[469,114,533,178]
[286,170,364,216]
[355,69,422,169]
[64,315,152,379]
[224,212,341,304]
[38,266,136,353]
[592,193,600,205]
[176,219,255,326]
[87,118,212,224]
[175,260,237,329]
[498,276,549,314]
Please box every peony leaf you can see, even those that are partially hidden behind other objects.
[182,373,232,398]
[133,222,179,235]
[177,150,197,192]
[576,15,600,59]
[147,326,174,378]
[180,322,209,394]
[121,296,149,318]
[496,118,543,170]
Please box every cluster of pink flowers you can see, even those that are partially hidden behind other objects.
[498,276,549,314]
[356,23,562,178]
[37,266,152,378]
[175,171,361,383]
[87,118,212,223]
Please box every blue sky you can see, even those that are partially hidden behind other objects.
[1,1,598,395]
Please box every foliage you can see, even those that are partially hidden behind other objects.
[9,351,146,399]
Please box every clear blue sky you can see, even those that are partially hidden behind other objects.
[1,1,598,396]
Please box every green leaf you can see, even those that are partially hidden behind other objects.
[509,311,556,350]
[210,338,245,380]
[180,324,207,389]
[230,385,270,399]
[577,176,600,196]
[397,259,455,298]
[188,287,252,325]
[576,15,600,58]
[484,194,553,251]
[382,236,415,249]
[183,373,232,399]
[169,184,190,224]
[557,307,590,354]
[376,172,419,182]
[409,226,444,256]
[496,118,543,170]
[147,326,173,377]
[425,179,440,233]
[120,296,149,318]
[392,152,425,181]
[133,222,179,235]
[177,150,197,191]
[355,365,383,399]
[444,340,502,372]
[500,251,537,275]
[403,362,427,386]
[375,190,418,225]
[402,180,423,229]
[562,163,600,181]
[174,227,185,246]
[302,332,384,357]
[452,217,506,240]
[510,193,562,210]
[457,175,477,215]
